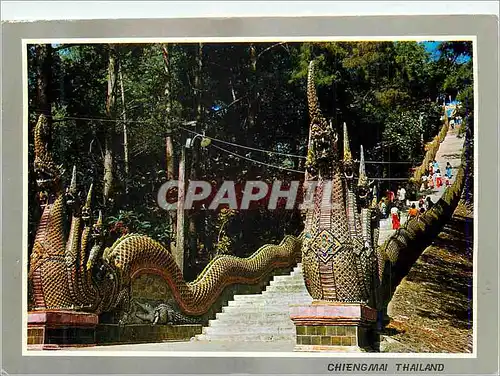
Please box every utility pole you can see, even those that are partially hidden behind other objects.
[419,113,424,149]
[175,147,186,275]
[118,62,129,194]
[165,135,177,251]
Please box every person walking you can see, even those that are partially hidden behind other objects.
[435,169,443,188]
[433,160,439,174]
[445,162,453,179]
[397,186,406,209]
[418,197,425,207]
[408,203,419,219]
[420,174,428,192]
[427,175,435,189]
[388,189,395,203]
[425,196,434,210]
[391,205,400,230]
[379,199,387,219]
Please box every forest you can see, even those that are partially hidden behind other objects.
[27,41,473,280]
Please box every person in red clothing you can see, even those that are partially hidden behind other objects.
[390,205,400,230]
[386,189,395,203]
[435,169,443,188]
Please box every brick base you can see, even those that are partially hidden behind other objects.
[96,324,202,345]
[27,310,98,350]
[290,301,379,352]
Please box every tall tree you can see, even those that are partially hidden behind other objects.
[186,43,204,277]
[103,44,118,206]
[118,61,129,193]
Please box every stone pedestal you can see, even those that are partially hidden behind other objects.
[27,310,98,349]
[96,324,202,345]
[290,301,379,352]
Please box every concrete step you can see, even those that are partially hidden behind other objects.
[203,323,294,335]
[225,298,311,309]
[270,275,304,283]
[211,311,292,324]
[232,294,263,301]
[219,305,301,315]
[264,284,307,293]
[233,292,310,302]
[195,333,295,342]
[260,293,311,301]
[268,278,306,285]
[268,278,305,286]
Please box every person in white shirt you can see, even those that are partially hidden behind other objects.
[420,175,428,191]
[397,186,406,209]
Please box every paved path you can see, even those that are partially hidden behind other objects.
[66,340,295,352]
[377,126,465,245]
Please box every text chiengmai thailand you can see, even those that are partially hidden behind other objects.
[327,363,445,372]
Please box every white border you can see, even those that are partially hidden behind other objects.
[22,35,478,358]
[2,1,500,21]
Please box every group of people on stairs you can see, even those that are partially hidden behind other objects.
[421,160,453,191]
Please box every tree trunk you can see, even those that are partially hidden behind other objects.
[161,44,172,128]
[187,43,204,275]
[118,62,129,194]
[165,135,177,241]
[176,147,186,275]
[36,44,53,117]
[161,44,177,245]
[247,43,258,143]
[103,44,118,207]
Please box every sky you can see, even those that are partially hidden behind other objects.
[51,41,470,64]
[422,41,442,60]
[421,41,471,63]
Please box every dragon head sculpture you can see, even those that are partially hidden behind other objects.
[81,183,94,224]
[305,61,338,177]
[343,122,355,180]
[34,115,63,195]
[64,165,81,214]
[357,145,374,208]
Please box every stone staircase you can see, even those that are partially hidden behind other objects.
[193,263,311,342]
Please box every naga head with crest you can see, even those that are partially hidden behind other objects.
[305,61,338,177]
[34,114,63,196]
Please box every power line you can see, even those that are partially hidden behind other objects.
[208,144,411,179]
[209,144,305,174]
[179,126,307,159]
[31,112,417,179]
[31,111,308,160]
[180,129,417,164]
[30,111,417,165]
[357,160,415,165]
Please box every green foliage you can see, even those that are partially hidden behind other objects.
[107,209,172,244]
[214,208,238,256]
[382,111,424,163]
